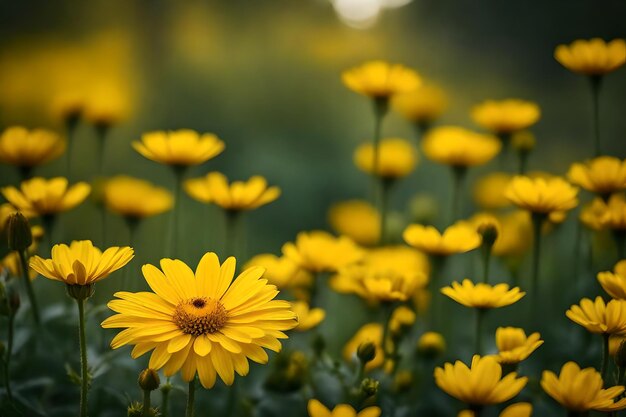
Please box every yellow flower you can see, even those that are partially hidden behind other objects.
[2,252,36,280]
[495,327,543,364]
[133,130,224,167]
[244,254,312,290]
[2,177,91,217]
[292,301,325,331]
[422,126,501,167]
[471,99,541,135]
[102,252,297,388]
[568,156,626,196]
[580,198,608,231]
[403,222,481,256]
[555,38,626,76]
[505,176,579,214]
[343,323,384,371]
[328,200,379,246]
[458,403,532,417]
[51,91,85,123]
[184,172,280,212]
[392,84,448,125]
[83,87,131,128]
[435,355,527,406]
[0,126,65,169]
[342,60,421,99]
[30,240,133,286]
[417,331,446,356]
[282,231,364,273]
[598,261,626,299]
[103,176,173,220]
[597,194,626,230]
[389,306,416,335]
[441,280,525,309]
[353,138,417,179]
[610,335,626,356]
[541,362,626,412]
[492,211,533,258]
[473,172,513,210]
[566,296,626,334]
[307,399,381,417]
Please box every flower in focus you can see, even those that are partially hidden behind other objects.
[541,361,626,412]
[328,200,379,246]
[282,231,364,274]
[342,60,421,99]
[2,177,91,217]
[458,403,532,417]
[0,127,65,170]
[343,323,384,371]
[403,222,481,256]
[471,99,541,135]
[421,126,501,167]
[353,138,417,179]
[492,211,533,258]
[185,172,280,212]
[133,130,225,167]
[568,156,626,197]
[417,331,446,356]
[244,254,312,292]
[103,176,173,220]
[566,296,626,334]
[434,355,527,406]
[598,261,626,299]
[554,38,626,76]
[441,280,525,309]
[102,252,297,388]
[505,176,579,214]
[292,301,325,331]
[473,172,513,210]
[495,327,543,364]
[307,399,381,417]
[392,84,448,128]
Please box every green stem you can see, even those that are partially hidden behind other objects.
[618,365,625,387]
[481,246,491,284]
[380,303,394,360]
[2,312,15,405]
[517,151,529,175]
[169,167,185,258]
[613,231,626,261]
[95,125,109,177]
[122,218,139,291]
[530,214,544,310]
[66,118,78,179]
[77,298,89,417]
[590,75,603,157]
[42,215,57,253]
[18,250,40,325]
[470,405,484,417]
[378,178,393,246]
[601,333,609,383]
[17,165,33,182]
[428,256,445,330]
[160,379,171,417]
[450,166,466,225]
[141,389,151,417]
[185,379,196,417]
[371,98,389,207]
[225,210,243,259]
[475,309,485,355]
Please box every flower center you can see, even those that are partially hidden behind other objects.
[173,297,227,336]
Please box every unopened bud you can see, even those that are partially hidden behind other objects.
[360,377,379,397]
[7,213,32,252]
[138,368,160,391]
[417,332,446,357]
[478,222,499,249]
[66,284,95,301]
[357,341,377,364]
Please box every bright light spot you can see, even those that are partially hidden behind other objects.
[379,0,413,8]
[332,0,381,29]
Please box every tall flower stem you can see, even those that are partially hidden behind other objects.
[371,98,389,207]
[613,231,626,261]
[380,303,395,360]
[428,256,445,330]
[168,167,186,258]
[141,388,151,417]
[474,309,485,355]
[77,298,89,417]
[18,249,40,325]
[160,378,172,417]
[2,311,15,405]
[122,218,139,291]
[42,215,57,254]
[589,75,603,157]
[481,246,491,284]
[185,379,196,417]
[450,167,467,225]
[530,213,544,311]
[95,125,109,177]
[378,178,394,245]
[225,210,243,260]
[517,150,529,175]
[600,333,610,382]
[66,119,79,179]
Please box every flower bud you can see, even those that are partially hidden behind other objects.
[66,284,95,301]
[127,402,142,417]
[616,340,626,368]
[7,213,32,252]
[360,377,379,397]
[138,368,161,391]
[477,220,499,249]
[417,332,446,357]
[357,341,377,365]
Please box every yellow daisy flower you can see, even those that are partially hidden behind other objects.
[417,331,446,356]
[579,198,608,231]
[328,200,379,246]
[389,306,416,335]
[597,193,626,230]
[307,399,381,417]
[392,84,448,127]
[555,38,626,76]
[495,327,543,364]
[421,126,501,167]
[403,222,481,256]
[342,60,421,99]
[353,137,418,179]
[568,156,626,197]
[458,403,532,417]
[566,296,626,334]
[103,176,173,220]
[473,172,514,210]
[434,355,527,406]
[598,261,626,299]
[505,176,579,214]
[471,99,541,135]
[2,177,91,217]
[244,254,312,291]
[441,280,525,309]
[282,231,364,274]
[132,129,224,167]
[292,301,325,331]
[491,211,533,259]
[0,126,65,169]
[101,252,297,388]
[83,88,131,128]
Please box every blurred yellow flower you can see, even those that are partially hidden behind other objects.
[30,240,133,286]
[434,355,527,406]
[473,172,513,210]
[2,252,37,280]
[610,335,626,356]
[244,254,312,291]
[541,362,626,412]
[292,301,325,331]
[492,211,533,258]
[392,84,448,126]
[133,130,224,167]
[422,126,501,167]
[102,252,297,388]
[83,86,131,128]
[342,60,421,99]
[282,231,363,273]
[343,323,384,371]
[458,403,532,417]
[469,212,501,243]
[598,262,626,299]
[597,194,626,230]
[0,127,65,169]
[471,99,541,135]
[185,172,280,211]
[2,177,91,217]
[328,200,379,246]
[568,156,626,197]
[511,131,536,153]
[566,296,626,334]
[307,399,381,417]
[505,176,579,214]
[579,198,608,231]
[51,92,85,123]
[495,327,543,364]
[441,279,525,309]
[353,138,417,179]
[103,176,173,220]
[555,38,626,76]
[417,331,446,356]
[403,222,481,256]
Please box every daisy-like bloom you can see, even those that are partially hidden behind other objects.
[353,138,418,179]
[342,60,421,99]
[598,260,626,299]
[541,362,626,412]
[282,231,364,274]
[441,280,525,309]
[566,296,626,334]
[568,156,626,197]
[579,198,608,231]
[597,193,626,230]
[307,399,381,417]
[403,222,481,256]
[473,172,513,210]
[0,126,65,170]
[492,211,532,258]
[471,99,541,135]
[392,84,448,129]
[103,176,173,220]
[458,403,532,417]
[102,252,297,388]
[343,323,384,371]
[328,200,379,246]
[389,306,416,335]
[291,301,325,331]
[554,38,626,76]
[435,355,527,406]
[495,327,543,365]
[421,126,501,168]
[417,331,446,356]
[184,172,280,212]
[243,254,312,291]
[132,129,225,167]
[505,176,579,215]
[2,177,91,217]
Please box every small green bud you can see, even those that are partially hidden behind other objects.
[357,341,377,365]
[7,213,32,252]
[360,377,379,397]
[127,402,143,417]
[138,368,161,391]
[66,284,95,301]
[616,340,626,368]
